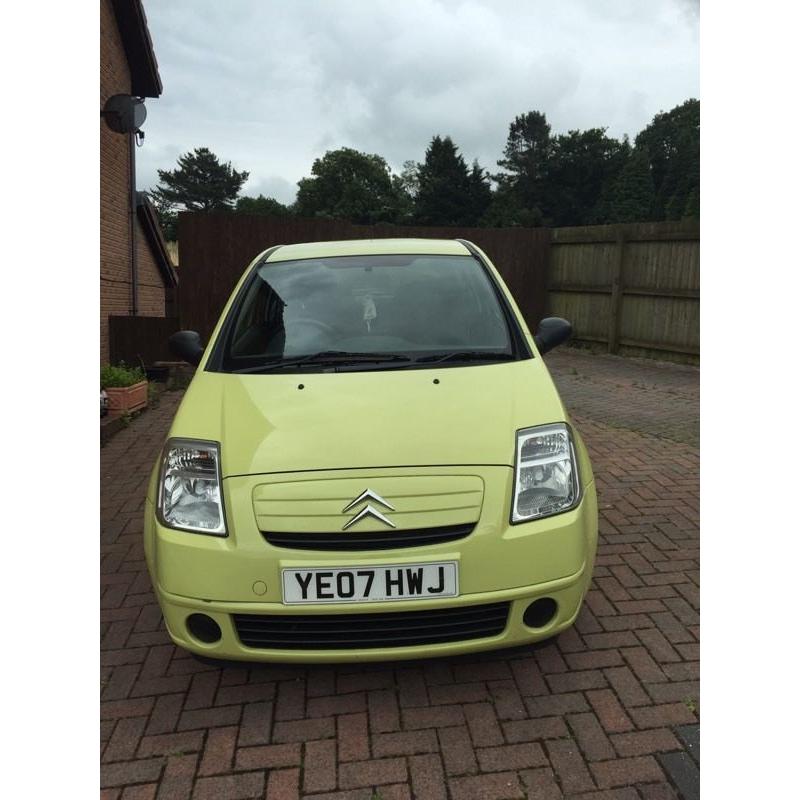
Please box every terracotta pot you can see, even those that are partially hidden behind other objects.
[104,380,148,414]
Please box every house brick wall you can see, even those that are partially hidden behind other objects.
[136,216,166,317]
[100,0,132,364]
[100,0,167,364]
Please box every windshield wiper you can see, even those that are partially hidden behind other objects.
[414,351,515,366]
[234,351,413,373]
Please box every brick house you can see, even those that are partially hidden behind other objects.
[100,0,177,365]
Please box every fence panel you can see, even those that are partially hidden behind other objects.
[109,315,181,367]
[177,213,551,341]
[548,221,699,361]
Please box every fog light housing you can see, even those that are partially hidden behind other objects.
[186,613,222,644]
[523,598,558,629]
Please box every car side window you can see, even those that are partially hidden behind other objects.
[230,281,286,357]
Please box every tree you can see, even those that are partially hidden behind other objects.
[682,185,699,221]
[235,194,292,216]
[414,136,488,226]
[150,147,249,220]
[294,147,404,223]
[391,174,415,224]
[468,161,493,225]
[149,191,178,241]
[541,128,629,226]
[635,99,699,220]
[591,145,655,223]
[398,160,421,198]
[495,111,552,217]
[481,184,544,227]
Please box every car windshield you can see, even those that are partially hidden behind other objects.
[218,253,520,372]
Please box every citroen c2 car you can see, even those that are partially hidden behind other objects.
[144,238,598,662]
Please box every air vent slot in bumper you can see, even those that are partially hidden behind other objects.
[233,601,510,650]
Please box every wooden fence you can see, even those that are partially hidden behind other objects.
[108,216,698,367]
[109,314,181,367]
[548,221,699,361]
[177,212,551,342]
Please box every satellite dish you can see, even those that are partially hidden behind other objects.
[102,94,147,134]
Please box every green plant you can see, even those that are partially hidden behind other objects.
[101,363,146,389]
[684,696,698,714]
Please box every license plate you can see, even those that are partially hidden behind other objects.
[281,561,459,605]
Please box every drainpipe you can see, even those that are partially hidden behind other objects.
[129,131,138,316]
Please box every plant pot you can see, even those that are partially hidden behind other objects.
[104,380,148,414]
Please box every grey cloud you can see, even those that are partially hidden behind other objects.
[136,0,698,203]
[245,174,296,205]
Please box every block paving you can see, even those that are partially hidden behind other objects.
[101,348,699,799]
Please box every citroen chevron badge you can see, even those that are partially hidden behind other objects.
[342,489,396,530]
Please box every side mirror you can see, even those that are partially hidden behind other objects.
[168,330,204,366]
[534,317,572,355]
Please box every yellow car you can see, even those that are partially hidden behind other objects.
[145,238,597,662]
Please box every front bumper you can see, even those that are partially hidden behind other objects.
[153,564,590,663]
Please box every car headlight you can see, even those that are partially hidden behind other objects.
[512,423,580,523]
[158,438,227,535]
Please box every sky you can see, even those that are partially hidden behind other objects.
[136,0,699,205]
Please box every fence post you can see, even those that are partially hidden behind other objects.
[608,228,626,354]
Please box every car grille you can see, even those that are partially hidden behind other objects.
[261,523,474,551]
[233,601,510,650]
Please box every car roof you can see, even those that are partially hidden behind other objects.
[264,238,472,263]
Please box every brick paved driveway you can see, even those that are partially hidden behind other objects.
[101,349,699,800]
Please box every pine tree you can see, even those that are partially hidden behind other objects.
[635,99,699,220]
[682,186,699,221]
[542,128,629,226]
[495,111,551,217]
[414,136,474,226]
[467,161,493,226]
[148,190,178,241]
[150,147,249,214]
[592,146,655,223]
